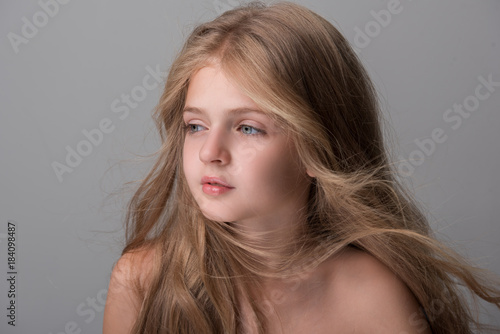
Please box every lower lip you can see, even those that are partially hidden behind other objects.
[202,184,234,195]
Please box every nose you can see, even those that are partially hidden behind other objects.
[199,127,231,165]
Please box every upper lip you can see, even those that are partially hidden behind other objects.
[201,176,234,188]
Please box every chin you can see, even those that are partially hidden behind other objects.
[199,209,228,223]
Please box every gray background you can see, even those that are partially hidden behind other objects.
[1,0,499,332]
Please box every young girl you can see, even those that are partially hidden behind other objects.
[103,2,500,333]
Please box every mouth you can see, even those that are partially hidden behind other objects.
[201,176,234,195]
[208,182,225,186]
[201,176,234,188]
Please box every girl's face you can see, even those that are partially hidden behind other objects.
[182,65,311,231]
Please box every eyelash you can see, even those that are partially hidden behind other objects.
[183,123,265,136]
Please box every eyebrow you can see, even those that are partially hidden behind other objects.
[182,106,266,116]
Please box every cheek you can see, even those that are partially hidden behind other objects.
[182,142,196,180]
[227,144,259,177]
[249,146,299,190]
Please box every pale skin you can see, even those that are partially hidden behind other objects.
[103,64,433,334]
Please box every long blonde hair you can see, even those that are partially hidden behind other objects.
[122,2,500,333]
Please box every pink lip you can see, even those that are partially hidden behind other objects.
[201,176,234,195]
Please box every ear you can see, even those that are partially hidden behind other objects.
[306,168,315,178]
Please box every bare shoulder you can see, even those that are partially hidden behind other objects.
[323,246,432,333]
[103,244,158,334]
[114,245,156,288]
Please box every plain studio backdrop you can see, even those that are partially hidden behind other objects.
[1,0,499,332]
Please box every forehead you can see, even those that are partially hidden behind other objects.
[183,105,267,118]
[186,65,256,104]
[184,66,266,117]
[183,65,288,131]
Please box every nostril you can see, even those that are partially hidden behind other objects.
[199,137,230,165]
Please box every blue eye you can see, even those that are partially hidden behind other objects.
[184,123,263,136]
[239,125,262,135]
[185,123,204,134]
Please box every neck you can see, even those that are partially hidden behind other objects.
[228,208,310,273]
